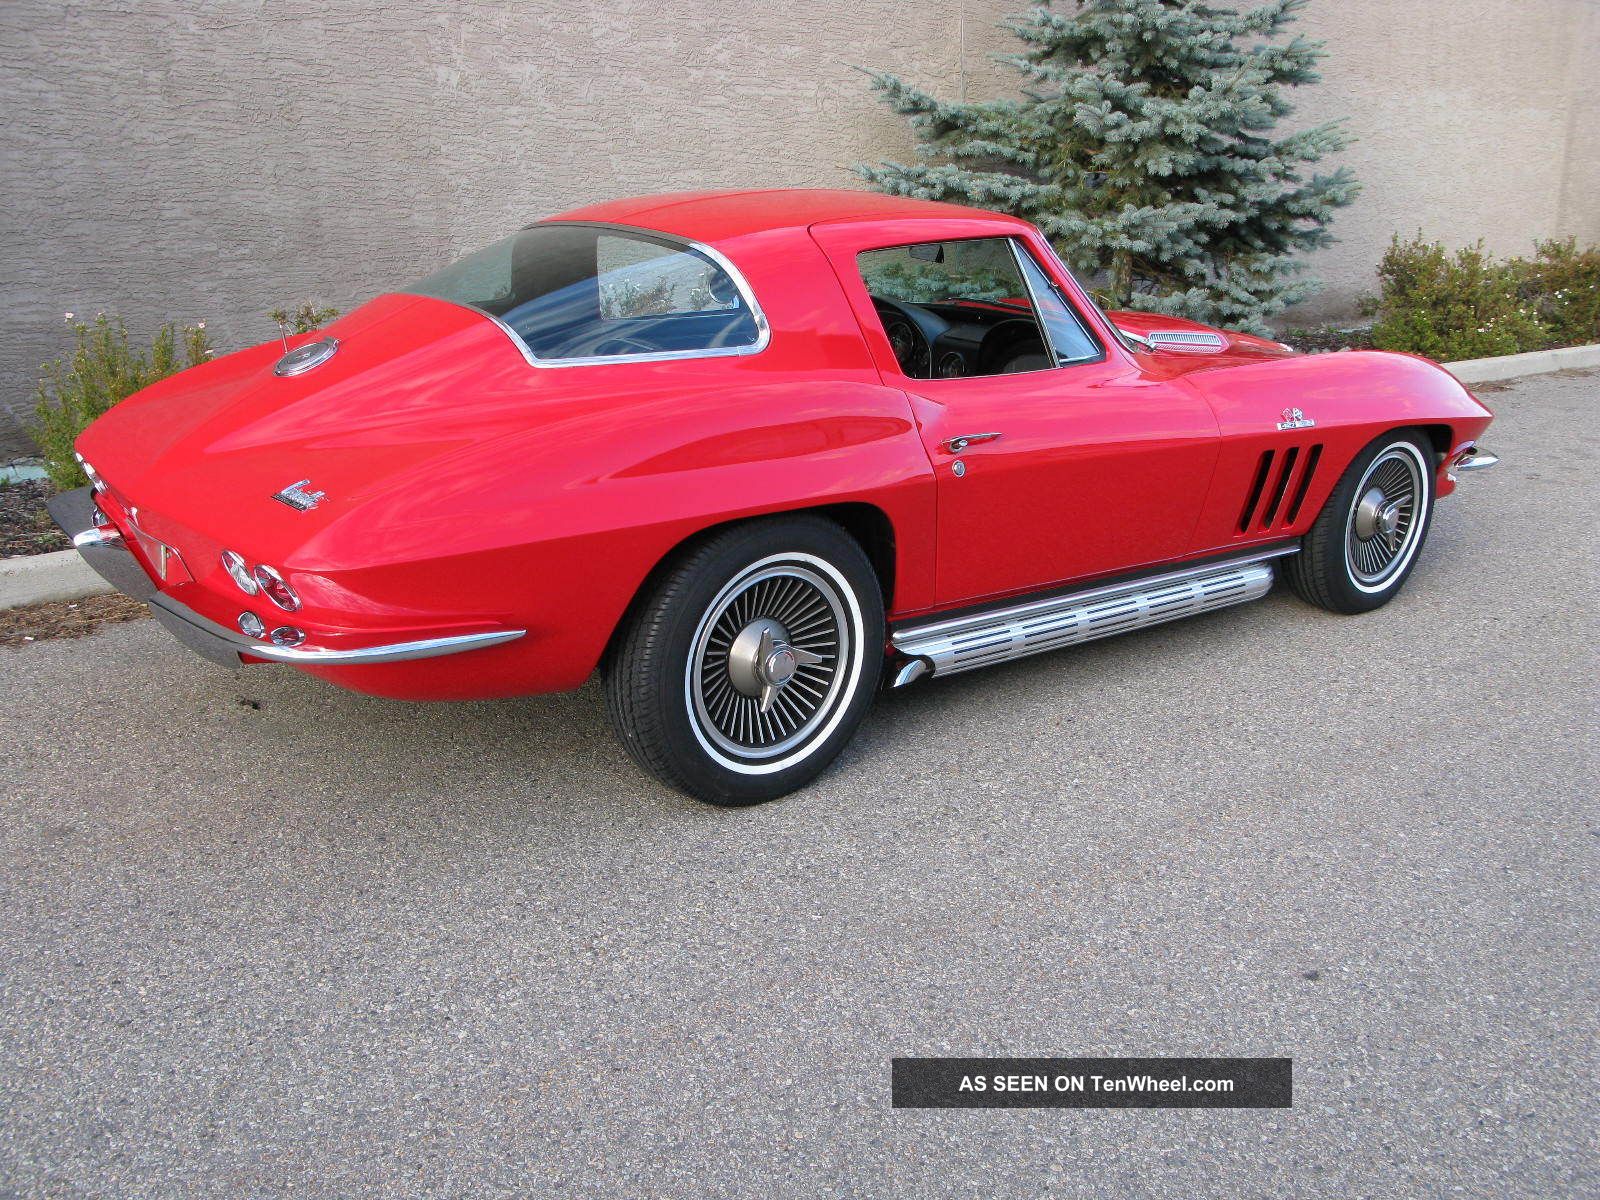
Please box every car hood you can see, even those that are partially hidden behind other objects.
[75,293,540,565]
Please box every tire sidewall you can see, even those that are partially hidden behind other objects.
[651,519,884,804]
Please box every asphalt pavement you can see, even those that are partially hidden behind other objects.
[2,370,1596,1198]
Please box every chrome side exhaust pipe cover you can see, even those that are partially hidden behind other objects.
[889,549,1291,683]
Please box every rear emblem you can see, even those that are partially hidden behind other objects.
[1277,407,1316,431]
[272,479,326,511]
[273,337,339,377]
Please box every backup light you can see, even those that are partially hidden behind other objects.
[221,550,258,595]
[237,612,266,639]
[270,626,306,648]
[252,564,300,611]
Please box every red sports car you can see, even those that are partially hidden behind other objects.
[52,189,1496,804]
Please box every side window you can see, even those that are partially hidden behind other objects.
[406,224,762,362]
[855,237,1100,379]
[596,234,743,318]
[1012,245,1101,363]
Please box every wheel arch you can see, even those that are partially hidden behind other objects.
[600,500,899,668]
[1412,422,1456,464]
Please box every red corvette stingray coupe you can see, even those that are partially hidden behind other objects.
[53,189,1497,803]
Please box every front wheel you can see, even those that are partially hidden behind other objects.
[1283,431,1436,614]
[603,516,884,805]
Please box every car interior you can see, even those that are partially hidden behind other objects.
[858,237,1100,379]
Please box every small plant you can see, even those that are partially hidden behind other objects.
[1363,234,1599,361]
[1517,238,1600,349]
[269,302,340,341]
[30,313,213,490]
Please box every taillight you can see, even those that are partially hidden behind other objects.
[252,565,301,611]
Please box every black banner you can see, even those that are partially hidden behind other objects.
[892,1057,1291,1108]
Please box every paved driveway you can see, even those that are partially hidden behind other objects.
[3,372,1596,1199]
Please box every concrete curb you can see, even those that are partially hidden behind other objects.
[3,342,1595,613]
[1444,342,1600,383]
[1,547,109,609]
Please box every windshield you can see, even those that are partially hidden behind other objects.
[404,224,764,363]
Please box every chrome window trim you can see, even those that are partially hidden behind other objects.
[402,221,771,369]
[1007,238,1106,368]
[1035,239,1150,357]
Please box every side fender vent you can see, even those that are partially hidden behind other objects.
[1239,450,1275,532]
[1240,443,1324,532]
[1284,444,1323,525]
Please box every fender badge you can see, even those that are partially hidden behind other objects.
[272,479,326,511]
[1277,407,1316,431]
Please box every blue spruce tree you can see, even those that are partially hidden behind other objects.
[858,0,1358,333]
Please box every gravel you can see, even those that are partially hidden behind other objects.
[0,479,68,558]
[1,371,1595,1199]
[0,594,147,646]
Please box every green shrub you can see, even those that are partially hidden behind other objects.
[269,302,340,336]
[1364,234,1599,361]
[1517,238,1600,349]
[31,314,213,491]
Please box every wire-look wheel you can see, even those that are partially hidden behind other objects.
[689,562,849,761]
[1345,446,1424,588]
[1284,431,1435,614]
[603,516,883,805]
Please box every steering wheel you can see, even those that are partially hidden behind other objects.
[872,298,931,378]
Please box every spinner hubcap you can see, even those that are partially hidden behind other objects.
[1346,448,1424,586]
[688,563,850,760]
[725,616,818,709]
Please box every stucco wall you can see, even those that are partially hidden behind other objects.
[1288,0,1600,323]
[1,0,1594,454]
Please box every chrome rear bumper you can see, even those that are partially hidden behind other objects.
[46,486,158,601]
[1448,445,1499,480]
[47,485,523,668]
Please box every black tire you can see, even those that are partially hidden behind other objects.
[603,515,885,805]
[1283,431,1436,614]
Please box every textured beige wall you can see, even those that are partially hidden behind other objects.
[0,0,1018,452]
[0,0,1594,453]
[1288,0,1600,323]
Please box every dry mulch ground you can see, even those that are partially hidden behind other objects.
[1,479,69,557]
[1,594,148,646]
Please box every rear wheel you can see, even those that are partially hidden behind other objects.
[603,516,884,805]
[1284,431,1435,614]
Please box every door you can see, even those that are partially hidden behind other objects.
[817,221,1220,607]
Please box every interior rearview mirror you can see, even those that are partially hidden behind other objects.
[908,243,945,264]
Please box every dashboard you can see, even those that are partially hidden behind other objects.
[870,297,1055,380]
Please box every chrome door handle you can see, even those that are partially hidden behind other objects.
[942,432,1002,453]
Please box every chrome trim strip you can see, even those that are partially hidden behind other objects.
[890,548,1293,680]
[146,593,526,665]
[403,221,771,369]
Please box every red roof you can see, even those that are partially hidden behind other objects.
[544,188,1028,243]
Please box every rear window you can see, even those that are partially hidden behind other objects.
[404,224,765,363]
